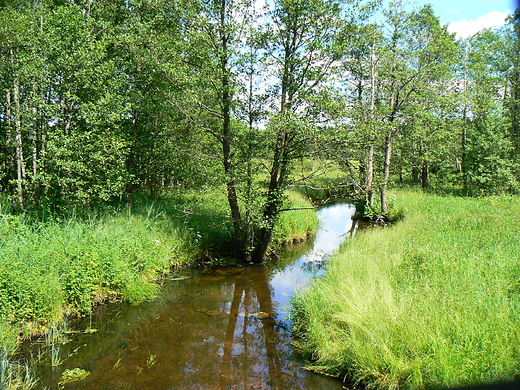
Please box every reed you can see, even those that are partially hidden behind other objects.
[0,352,38,390]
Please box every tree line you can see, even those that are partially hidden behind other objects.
[0,0,518,261]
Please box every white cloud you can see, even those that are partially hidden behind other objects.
[254,0,267,13]
[447,10,511,39]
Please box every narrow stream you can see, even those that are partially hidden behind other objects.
[32,202,357,389]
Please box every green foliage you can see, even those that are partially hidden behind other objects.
[464,115,520,195]
[457,27,520,196]
[0,205,196,331]
[292,190,520,389]
[154,189,236,257]
[0,354,38,390]
[0,0,516,387]
[0,0,201,211]
[0,192,202,388]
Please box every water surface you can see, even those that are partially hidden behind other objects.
[33,202,356,389]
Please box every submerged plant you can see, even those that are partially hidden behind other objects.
[45,325,67,367]
[0,354,38,390]
[112,358,122,370]
[59,368,90,387]
[146,354,157,368]
[50,345,61,368]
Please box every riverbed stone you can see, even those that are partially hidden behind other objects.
[250,312,270,319]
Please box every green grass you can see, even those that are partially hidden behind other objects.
[0,186,317,334]
[272,190,319,245]
[0,201,200,389]
[0,185,319,389]
[0,208,196,330]
[291,190,520,389]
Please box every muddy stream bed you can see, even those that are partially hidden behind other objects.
[29,202,357,389]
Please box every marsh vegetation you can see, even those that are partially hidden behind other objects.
[0,0,519,388]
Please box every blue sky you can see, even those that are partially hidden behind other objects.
[255,0,517,39]
[426,0,515,23]
[406,0,516,38]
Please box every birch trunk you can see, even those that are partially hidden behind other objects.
[14,77,25,208]
[380,132,392,214]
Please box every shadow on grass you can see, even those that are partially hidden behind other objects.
[131,190,236,261]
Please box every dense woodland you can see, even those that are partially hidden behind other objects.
[0,0,519,261]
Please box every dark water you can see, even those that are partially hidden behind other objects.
[32,202,357,390]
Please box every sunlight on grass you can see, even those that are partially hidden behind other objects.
[292,190,520,389]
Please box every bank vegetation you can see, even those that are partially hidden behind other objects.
[292,190,520,389]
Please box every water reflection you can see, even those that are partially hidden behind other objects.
[269,202,357,320]
[33,202,356,390]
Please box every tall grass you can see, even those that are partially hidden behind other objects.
[292,190,520,389]
[0,185,319,389]
[0,206,197,335]
[0,187,317,333]
[0,199,198,389]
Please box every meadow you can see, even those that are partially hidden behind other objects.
[292,190,520,389]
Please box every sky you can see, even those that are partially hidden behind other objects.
[408,0,517,39]
[255,0,517,39]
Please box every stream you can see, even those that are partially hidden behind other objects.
[31,202,357,389]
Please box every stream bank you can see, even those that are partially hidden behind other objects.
[27,202,357,389]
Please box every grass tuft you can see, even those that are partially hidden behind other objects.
[292,190,520,389]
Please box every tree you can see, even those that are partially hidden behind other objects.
[250,0,359,261]
[457,27,519,195]
[0,2,134,211]
[504,10,520,156]
[370,2,458,212]
[338,22,382,208]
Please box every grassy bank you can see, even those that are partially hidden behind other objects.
[0,201,198,388]
[291,190,520,389]
[0,206,196,336]
[0,188,317,389]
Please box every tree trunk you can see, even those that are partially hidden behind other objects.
[14,77,25,209]
[366,144,374,208]
[219,0,245,258]
[243,57,257,260]
[366,40,376,209]
[411,166,420,182]
[5,89,13,192]
[511,68,520,156]
[380,132,392,214]
[359,148,366,188]
[421,164,429,188]
[250,123,289,263]
[461,47,469,193]
[250,21,297,263]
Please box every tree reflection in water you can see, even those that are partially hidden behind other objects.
[220,265,283,389]
[33,203,355,390]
